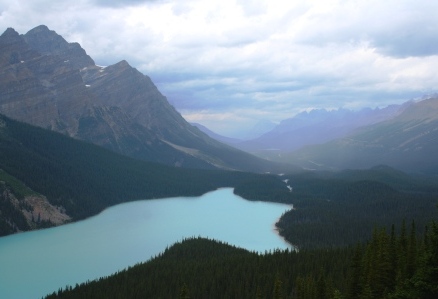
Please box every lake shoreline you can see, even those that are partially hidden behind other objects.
[0,188,292,299]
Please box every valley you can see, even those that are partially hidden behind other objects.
[0,23,437,299]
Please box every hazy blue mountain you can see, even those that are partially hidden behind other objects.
[283,97,438,174]
[234,104,409,155]
[244,119,277,140]
[192,119,277,145]
[191,122,242,145]
[0,25,293,173]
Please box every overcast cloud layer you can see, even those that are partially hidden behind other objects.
[1,0,437,136]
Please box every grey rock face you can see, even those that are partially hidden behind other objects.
[0,27,93,132]
[23,25,95,69]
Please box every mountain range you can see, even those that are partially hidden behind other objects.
[282,96,438,174]
[192,92,437,175]
[0,25,290,173]
[3,25,436,176]
[229,103,411,154]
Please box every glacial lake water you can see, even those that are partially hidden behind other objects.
[0,188,292,299]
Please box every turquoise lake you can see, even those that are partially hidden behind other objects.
[0,188,292,299]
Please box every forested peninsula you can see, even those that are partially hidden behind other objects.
[45,218,438,299]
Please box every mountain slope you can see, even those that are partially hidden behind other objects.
[191,122,242,145]
[0,25,291,173]
[284,97,438,174]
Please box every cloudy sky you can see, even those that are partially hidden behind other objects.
[1,0,437,137]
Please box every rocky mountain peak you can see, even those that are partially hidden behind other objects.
[0,27,39,68]
[0,25,95,131]
[24,25,69,52]
[26,24,50,33]
[0,27,21,43]
[23,25,94,69]
[114,59,130,68]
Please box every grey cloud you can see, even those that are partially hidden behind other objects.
[91,0,164,7]
[294,1,438,58]
[371,26,438,58]
[2,0,437,134]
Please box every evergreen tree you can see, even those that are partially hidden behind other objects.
[255,286,263,299]
[406,220,417,279]
[409,221,438,298]
[396,220,408,284]
[346,245,363,299]
[272,275,284,299]
[179,283,190,299]
[316,271,329,299]
[374,228,391,298]
[388,224,398,292]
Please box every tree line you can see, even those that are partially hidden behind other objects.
[235,167,438,249]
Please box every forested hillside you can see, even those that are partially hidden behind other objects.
[235,166,438,249]
[45,237,353,299]
[0,113,274,236]
[45,219,438,299]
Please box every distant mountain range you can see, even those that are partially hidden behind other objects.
[282,97,438,174]
[195,96,438,174]
[0,25,290,173]
[230,103,411,154]
[192,119,276,142]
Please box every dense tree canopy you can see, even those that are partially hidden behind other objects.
[45,218,438,299]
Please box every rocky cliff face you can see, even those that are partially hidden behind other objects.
[0,25,284,172]
[0,179,70,236]
[0,27,93,134]
[82,60,220,147]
